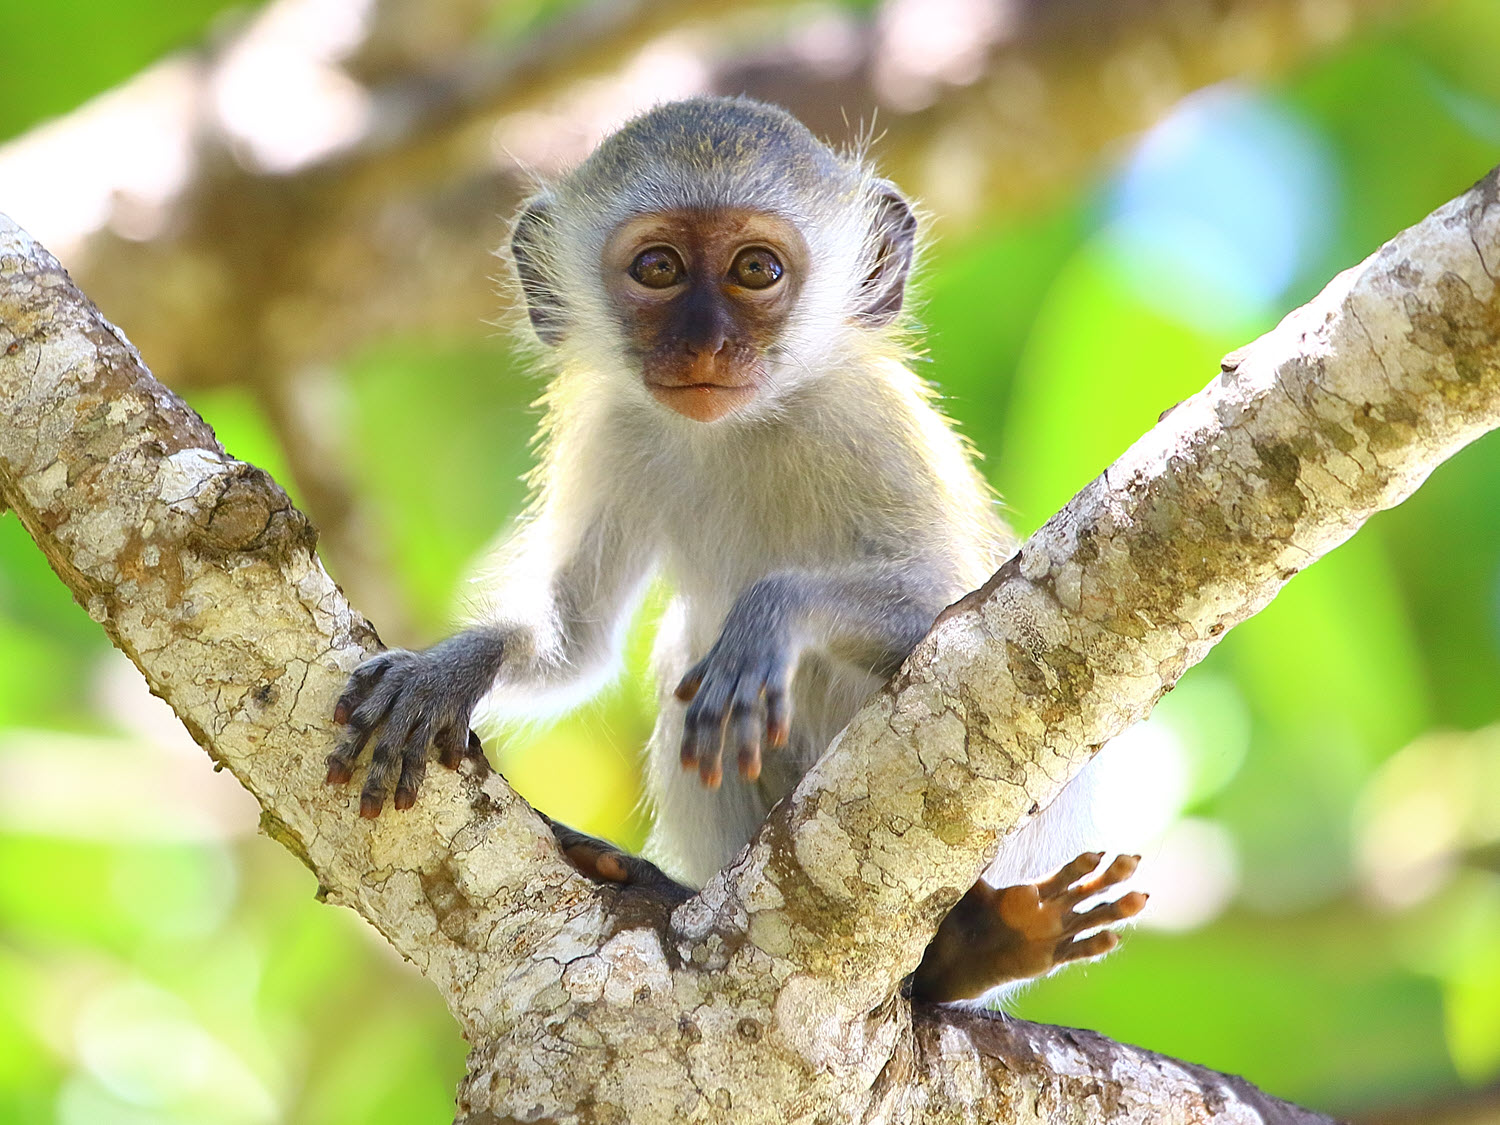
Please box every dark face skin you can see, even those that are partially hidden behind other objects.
[602,208,807,423]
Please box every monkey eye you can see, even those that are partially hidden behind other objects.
[629,246,685,289]
[729,247,784,290]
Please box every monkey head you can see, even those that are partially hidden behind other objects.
[508,96,917,423]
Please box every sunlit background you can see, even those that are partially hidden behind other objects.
[1,0,1499,1121]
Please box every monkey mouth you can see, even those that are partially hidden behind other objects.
[645,379,758,423]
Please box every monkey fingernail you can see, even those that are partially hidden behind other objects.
[333,701,350,725]
[393,787,417,811]
[325,761,353,786]
[358,793,383,819]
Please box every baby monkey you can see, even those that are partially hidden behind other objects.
[329,96,1144,1003]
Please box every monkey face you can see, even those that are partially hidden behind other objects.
[601,208,807,423]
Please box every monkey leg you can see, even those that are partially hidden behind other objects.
[911,852,1147,1003]
[542,814,694,906]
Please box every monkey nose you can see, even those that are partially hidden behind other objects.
[684,334,730,358]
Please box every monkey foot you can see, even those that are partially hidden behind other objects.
[544,816,693,905]
[912,852,1147,1003]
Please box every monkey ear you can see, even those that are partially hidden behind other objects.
[510,193,566,346]
[856,182,917,326]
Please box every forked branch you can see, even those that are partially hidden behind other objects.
[2,165,1495,1121]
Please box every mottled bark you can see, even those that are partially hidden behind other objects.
[3,165,1496,1121]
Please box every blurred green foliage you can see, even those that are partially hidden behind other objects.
[0,0,246,143]
[2,1,1500,1122]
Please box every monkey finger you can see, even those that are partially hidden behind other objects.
[730,709,762,782]
[463,730,492,778]
[359,725,407,818]
[679,724,702,770]
[699,747,724,790]
[737,742,761,782]
[434,724,466,770]
[764,683,790,750]
[763,658,794,749]
[333,654,393,724]
[690,712,727,788]
[393,749,427,811]
[682,672,733,786]
[728,680,765,780]
[325,725,374,786]
[674,660,707,702]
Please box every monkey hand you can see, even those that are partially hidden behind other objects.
[326,629,505,817]
[911,852,1147,1003]
[673,620,795,789]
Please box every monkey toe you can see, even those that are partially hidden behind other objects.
[1054,929,1120,967]
[393,750,426,812]
[1060,853,1141,909]
[463,730,492,778]
[546,816,692,902]
[563,839,631,884]
[1061,890,1148,939]
[1034,851,1106,897]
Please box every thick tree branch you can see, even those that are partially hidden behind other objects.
[5,164,1496,1119]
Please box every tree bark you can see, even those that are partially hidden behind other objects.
[1,164,1496,1121]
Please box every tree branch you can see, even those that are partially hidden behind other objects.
[0,213,609,1029]
[5,164,1495,1119]
[699,166,1500,1021]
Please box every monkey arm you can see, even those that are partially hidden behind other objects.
[676,562,947,787]
[328,506,656,816]
[473,510,658,707]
